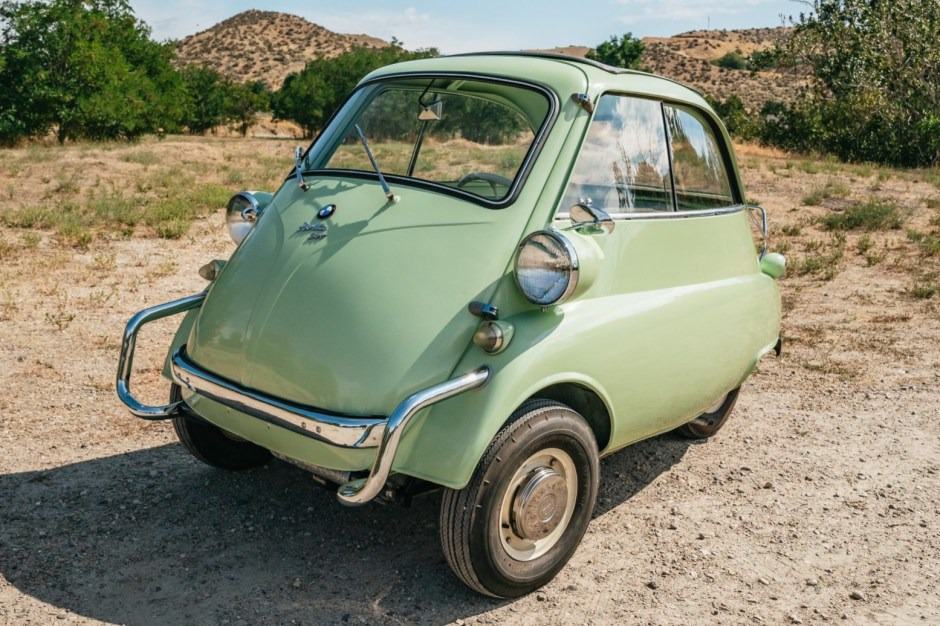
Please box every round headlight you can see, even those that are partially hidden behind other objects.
[514,230,579,306]
[226,192,260,244]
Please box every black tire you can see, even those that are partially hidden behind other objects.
[440,400,599,598]
[170,384,271,470]
[675,387,741,440]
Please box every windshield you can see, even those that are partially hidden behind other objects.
[307,76,552,203]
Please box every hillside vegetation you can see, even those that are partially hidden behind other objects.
[175,10,387,90]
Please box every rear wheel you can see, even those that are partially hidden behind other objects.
[170,384,271,470]
[675,387,741,440]
[439,400,599,598]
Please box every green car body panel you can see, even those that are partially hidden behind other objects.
[161,54,782,490]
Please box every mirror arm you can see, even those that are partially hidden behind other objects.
[747,204,769,258]
[294,146,309,192]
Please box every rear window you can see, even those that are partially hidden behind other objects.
[560,95,673,213]
[663,104,734,210]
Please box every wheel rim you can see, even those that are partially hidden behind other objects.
[498,447,578,562]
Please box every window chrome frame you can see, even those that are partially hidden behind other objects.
[555,204,745,222]
[551,90,744,222]
[296,71,560,210]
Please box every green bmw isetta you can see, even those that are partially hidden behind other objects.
[117,52,784,598]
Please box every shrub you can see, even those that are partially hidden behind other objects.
[802,180,849,205]
[820,200,903,231]
[714,50,747,70]
[706,95,760,140]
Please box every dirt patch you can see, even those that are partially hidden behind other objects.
[0,139,938,625]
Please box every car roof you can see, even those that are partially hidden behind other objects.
[365,52,711,111]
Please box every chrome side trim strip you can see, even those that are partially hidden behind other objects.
[116,293,206,419]
[554,204,745,222]
[170,347,387,448]
[336,367,490,506]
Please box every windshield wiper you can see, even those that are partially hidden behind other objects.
[354,124,396,203]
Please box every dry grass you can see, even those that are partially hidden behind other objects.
[1,134,938,301]
[0,136,292,246]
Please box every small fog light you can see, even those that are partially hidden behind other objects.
[473,321,514,354]
[198,259,225,281]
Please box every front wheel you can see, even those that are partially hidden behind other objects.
[439,400,599,598]
[170,384,271,470]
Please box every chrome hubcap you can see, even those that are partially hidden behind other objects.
[511,467,568,540]
[499,448,577,562]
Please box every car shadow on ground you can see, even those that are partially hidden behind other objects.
[0,435,690,625]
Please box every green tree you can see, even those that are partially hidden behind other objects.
[586,33,645,70]
[272,44,438,136]
[0,0,185,143]
[764,0,940,166]
[180,66,230,134]
[225,80,270,137]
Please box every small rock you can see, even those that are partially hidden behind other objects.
[758,577,770,585]
[806,578,819,587]
[849,590,866,601]
[763,481,773,489]
[789,615,803,624]
[290,578,302,589]
[646,580,659,590]
[536,593,547,602]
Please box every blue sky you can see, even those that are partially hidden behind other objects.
[133,1,796,53]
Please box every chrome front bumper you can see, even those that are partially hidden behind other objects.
[116,294,490,506]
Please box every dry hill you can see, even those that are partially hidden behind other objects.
[549,28,798,111]
[178,12,795,111]
[175,10,387,90]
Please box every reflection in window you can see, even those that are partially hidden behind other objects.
[664,105,734,210]
[320,79,548,201]
[561,95,673,213]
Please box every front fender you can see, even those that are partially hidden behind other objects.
[391,305,617,490]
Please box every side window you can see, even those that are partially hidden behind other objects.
[663,105,735,210]
[561,95,673,213]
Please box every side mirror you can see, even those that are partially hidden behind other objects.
[294,145,309,191]
[569,203,615,234]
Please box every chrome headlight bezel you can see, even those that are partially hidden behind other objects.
[514,229,580,306]
[226,191,261,244]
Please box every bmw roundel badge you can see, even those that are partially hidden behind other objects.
[318,204,336,219]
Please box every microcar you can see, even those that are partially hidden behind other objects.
[117,52,785,598]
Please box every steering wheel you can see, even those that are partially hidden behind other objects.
[456,172,513,196]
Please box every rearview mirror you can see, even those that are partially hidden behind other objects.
[418,100,443,121]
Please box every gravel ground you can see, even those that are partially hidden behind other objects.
[1,144,938,625]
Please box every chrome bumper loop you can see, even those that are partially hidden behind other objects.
[335,367,490,506]
[115,293,206,419]
[118,295,490,506]
[170,346,489,506]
